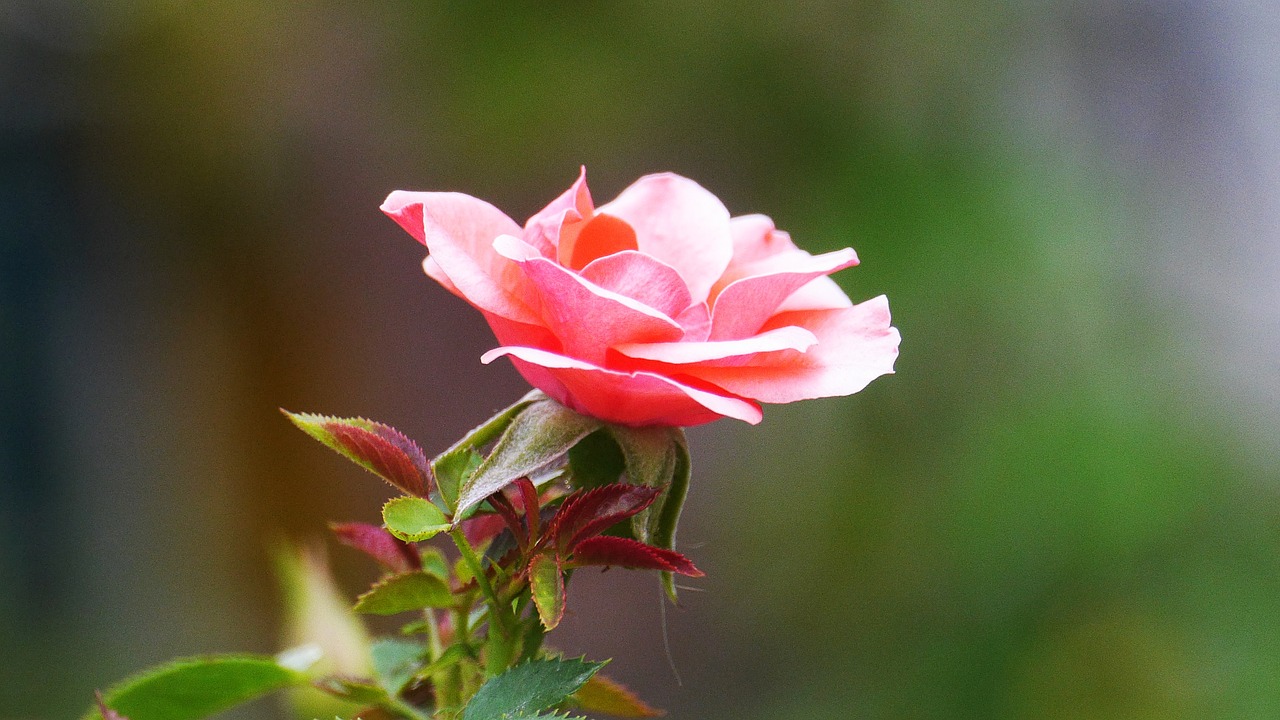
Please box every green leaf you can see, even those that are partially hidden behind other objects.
[456,399,602,518]
[433,391,545,511]
[462,657,605,720]
[353,572,453,615]
[529,553,566,631]
[370,638,425,695]
[83,655,302,720]
[419,546,450,580]
[566,429,625,491]
[383,497,451,541]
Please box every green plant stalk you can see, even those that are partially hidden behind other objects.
[448,528,517,675]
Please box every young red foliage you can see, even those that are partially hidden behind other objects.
[571,536,703,577]
[549,483,661,553]
[324,420,432,498]
[330,522,421,573]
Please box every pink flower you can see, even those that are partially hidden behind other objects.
[382,170,899,427]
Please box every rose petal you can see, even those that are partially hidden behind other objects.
[525,167,594,258]
[681,296,899,403]
[709,248,859,340]
[614,325,818,365]
[776,275,855,313]
[480,345,762,426]
[596,173,733,303]
[579,250,693,320]
[493,235,684,363]
[382,191,537,324]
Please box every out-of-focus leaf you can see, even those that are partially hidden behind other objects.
[382,497,450,542]
[570,536,702,576]
[82,655,302,720]
[370,638,425,695]
[433,391,545,511]
[456,399,601,518]
[353,572,452,615]
[530,553,566,631]
[284,411,432,497]
[570,674,665,717]
[275,542,372,678]
[462,657,604,720]
[330,522,421,573]
[94,692,129,720]
[419,547,450,580]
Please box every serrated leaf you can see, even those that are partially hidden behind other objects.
[571,674,664,718]
[370,638,424,695]
[549,484,661,553]
[433,391,545,511]
[82,655,302,720]
[330,522,421,573]
[566,429,626,490]
[353,572,452,615]
[462,658,604,720]
[570,536,702,576]
[382,497,450,542]
[284,411,432,497]
[529,553,566,631]
[456,399,602,518]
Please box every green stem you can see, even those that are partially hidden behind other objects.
[448,528,517,674]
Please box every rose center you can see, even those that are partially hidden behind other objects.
[563,213,639,270]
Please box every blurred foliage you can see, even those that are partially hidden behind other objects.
[2,1,1276,719]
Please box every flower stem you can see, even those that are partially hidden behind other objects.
[448,528,516,674]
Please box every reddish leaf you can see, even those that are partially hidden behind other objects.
[513,477,541,544]
[572,674,665,718]
[284,412,432,498]
[330,522,421,573]
[464,490,525,549]
[549,484,661,553]
[570,536,704,577]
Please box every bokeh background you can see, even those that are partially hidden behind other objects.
[4,1,1280,718]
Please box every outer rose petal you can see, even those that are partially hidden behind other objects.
[480,346,762,426]
[614,325,818,365]
[382,191,538,324]
[776,275,855,313]
[679,296,899,403]
[493,235,683,363]
[709,247,859,340]
[596,173,733,303]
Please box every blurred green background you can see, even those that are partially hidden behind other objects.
[4,1,1278,718]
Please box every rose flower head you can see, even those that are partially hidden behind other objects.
[382,169,899,427]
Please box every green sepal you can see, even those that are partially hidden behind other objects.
[433,391,545,512]
[370,638,425,695]
[651,433,691,602]
[462,657,605,720]
[455,398,602,518]
[566,429,625,491]
[353,571,453,615]
[382,497,450,541]
[83,655,303,720]
[529,553,566,631]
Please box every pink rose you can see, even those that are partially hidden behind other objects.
[382,170,899,427]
